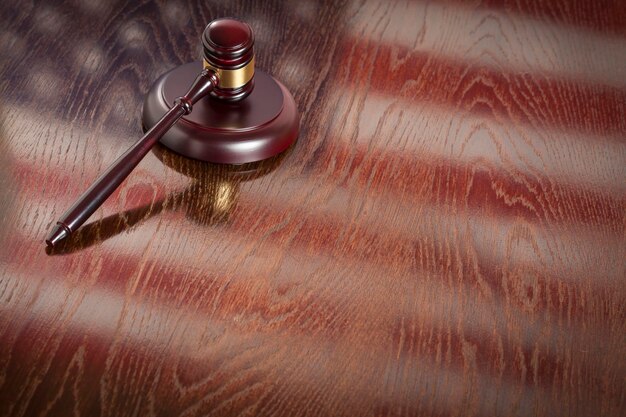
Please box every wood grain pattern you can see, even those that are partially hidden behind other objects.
[0,0,624,416]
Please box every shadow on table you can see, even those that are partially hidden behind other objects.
[46,143,291,255]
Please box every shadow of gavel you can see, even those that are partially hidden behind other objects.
[46,145,287,255]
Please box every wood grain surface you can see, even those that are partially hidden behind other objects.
[0,1,625,416]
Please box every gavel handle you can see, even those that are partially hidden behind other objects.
[46,69,218,247]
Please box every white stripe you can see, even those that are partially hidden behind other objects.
[329,90,626,192]
[348,0,626,89]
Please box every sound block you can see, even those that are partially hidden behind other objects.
[142,62,299,164]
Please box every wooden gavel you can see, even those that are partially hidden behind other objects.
[46,18,258,247]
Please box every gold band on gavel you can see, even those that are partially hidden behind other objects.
[203,57,255,89]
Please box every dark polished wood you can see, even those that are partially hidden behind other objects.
[143,64,298,164]
[45,68,217,247]
[46,17,267,246]
[0,1,624,417]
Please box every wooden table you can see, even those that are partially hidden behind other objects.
[1,1,624,416]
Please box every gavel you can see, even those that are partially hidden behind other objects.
[46,18,298,247]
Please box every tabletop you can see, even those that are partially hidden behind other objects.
[0,1,625,416]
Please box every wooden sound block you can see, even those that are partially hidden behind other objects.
[142,62,299,164]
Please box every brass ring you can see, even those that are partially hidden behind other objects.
[203,57,255,89]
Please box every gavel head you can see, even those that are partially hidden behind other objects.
[202,18,255,102]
